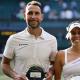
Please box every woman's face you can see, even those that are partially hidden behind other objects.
[69,27,80,44]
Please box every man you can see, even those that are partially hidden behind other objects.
[1,1,57,80]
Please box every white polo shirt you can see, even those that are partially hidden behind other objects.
[3,28,57,74]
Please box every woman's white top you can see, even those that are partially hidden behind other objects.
[63,49,80,80]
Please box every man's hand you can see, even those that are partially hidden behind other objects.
[13,74,28,80]
[45,71,53,80]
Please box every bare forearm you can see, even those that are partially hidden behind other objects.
[49,61,55,75]
[1,64,17,78]
[1,64,27,80]
[49,65,54,75]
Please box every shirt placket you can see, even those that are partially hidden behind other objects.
[32,37,38,63]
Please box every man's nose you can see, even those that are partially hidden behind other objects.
[31,14,36,18]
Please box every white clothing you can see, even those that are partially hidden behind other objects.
[63,49,80,80]
[3,28,57,75]
[60,10,73,19]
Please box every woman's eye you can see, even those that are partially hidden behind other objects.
[71,32,76,35]
[71,32,80,35]
[78,32,80,35]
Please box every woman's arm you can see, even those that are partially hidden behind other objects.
[54,51,64,80]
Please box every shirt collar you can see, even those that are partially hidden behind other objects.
[39,28,46,39]
[24,27,46,39]
[24,27,31,36]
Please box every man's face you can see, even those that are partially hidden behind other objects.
[24,5,43,29]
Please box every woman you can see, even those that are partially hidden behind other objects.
[54,21,80,80]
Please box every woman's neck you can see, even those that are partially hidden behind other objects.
[71,44,80,53]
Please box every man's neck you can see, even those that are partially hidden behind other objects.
[27,27,42,37]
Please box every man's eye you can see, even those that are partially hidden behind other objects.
[28,12,33,15]
[35,12,40,15]
[27,11,40,15]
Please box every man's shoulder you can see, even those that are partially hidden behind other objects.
[11,30,25,37]
[8,30,25,40]
[44,31,56,40]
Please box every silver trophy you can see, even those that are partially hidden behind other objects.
[26,66,45,80]
[70,76,80,80]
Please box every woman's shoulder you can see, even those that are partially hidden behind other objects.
[57,49,66,57]
[56,49,67,65]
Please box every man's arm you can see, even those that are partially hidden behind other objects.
[1,56,17,78]
[46,52,56,80]
[45,61,55,80]
[46,49,58,80]
[1,56,28,80]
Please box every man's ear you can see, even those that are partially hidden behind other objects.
[23,11,26,20]
[41,14,44,21]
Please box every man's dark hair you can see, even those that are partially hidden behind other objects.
[26,1,43,13]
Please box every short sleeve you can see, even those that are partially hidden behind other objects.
[3,35,15,59]
[49,37,58,61]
